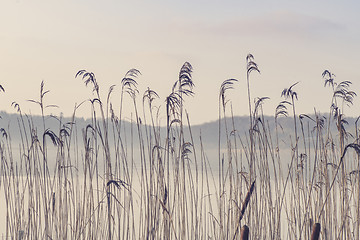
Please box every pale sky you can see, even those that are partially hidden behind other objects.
[1,0,360,125]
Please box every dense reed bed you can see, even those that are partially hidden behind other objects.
[0,54,360,239]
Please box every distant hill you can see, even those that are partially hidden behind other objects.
[0,111,358,149]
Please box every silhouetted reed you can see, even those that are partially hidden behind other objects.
[0,55,359,239]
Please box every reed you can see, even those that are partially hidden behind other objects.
[240,225,250,240]
[310,223,321,240]
[0,54,359,239]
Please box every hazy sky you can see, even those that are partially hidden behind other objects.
[1,0,360,125]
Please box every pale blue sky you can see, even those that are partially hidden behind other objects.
[1,0,360,124]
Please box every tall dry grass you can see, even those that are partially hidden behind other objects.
[0,55,359,239]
